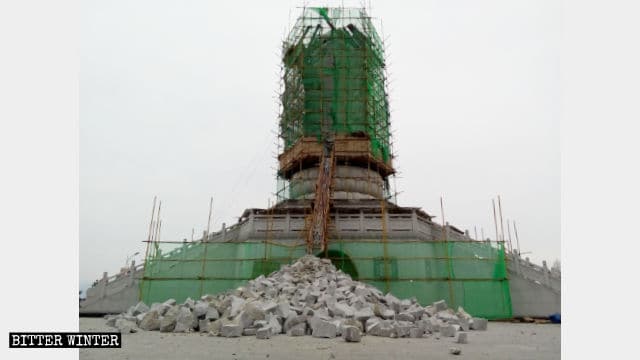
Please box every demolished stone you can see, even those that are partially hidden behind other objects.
[394,322,413,338]
[207,319,224,336]
[220,323,243,337]
[456,332,468,344]
[205,306,220,320]
[174,307,195,333]
[159,306,180,332]
[256,326,272,339]
[229,296,246,318]
[396,312,415,322]
[107,255,491,342]
[131,301,149,316]
[449,347,462,355]
[312,320,337,338]
[440,324,457,337]
[433,300,448,312]
[284,314,307,332]
[115,318,137,333]
[471,318,488,330]
[193,301,209,318]
[287,323,306,336]
[267,314,282,334]
[182,297,195,310]
[243,328,257,336]
[342,325,362,342]
[105,315,120,327]
[199,319,211,333]
[139,310,161,331]
[409,327,424,338]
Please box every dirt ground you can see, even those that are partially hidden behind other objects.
[79,317,560,360]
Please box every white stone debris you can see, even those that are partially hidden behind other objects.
[107,255,489,341]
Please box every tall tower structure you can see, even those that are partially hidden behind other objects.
[277,7,394,204]
[93,6,518,321]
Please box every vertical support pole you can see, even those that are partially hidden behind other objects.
[140,196,157,301]
[441,196,455,308]
[492,199,499,243]
[498,195,510,254]
[200,197,212,297]
[513,221,522,256]
[381,198,389,293]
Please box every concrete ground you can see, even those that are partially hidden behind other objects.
[80,317,560,360]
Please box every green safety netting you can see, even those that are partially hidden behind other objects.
[280,7,391,163]
[140,239,512,319]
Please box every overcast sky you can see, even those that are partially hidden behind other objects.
[80,0,560,291]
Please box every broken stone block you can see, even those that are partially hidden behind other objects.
[193,301,209,318]
[394,322,412,338]
[440,324,457,337]
[139,310,161,331]
[239,303,266,329]
[433,300,448,312]
[205,306,220,320]
[342,325,362,342]
[229,296,246,317]
[458,317,470,331]
[220,323,243,338]
[354,307,374,322]
[150,302,171,316]
[208,319,223,336]
[256,326,271,339]
[449,347,462,355]
[174,307,195,333]
[415,319,432,334]
[182,297,195,310]
[471,318,488,330]
[407,306,425,320]
[115,319,137,334]
[160,306,180,332]
[284,314,307,332]
[396,312,415,322]
[436,310,458,323]
[456,307,472,321]
[399,299,412,311]
[131,301,149,316]
[340,318,364,333]
[423,305,436,317]
[367,319,395,337]
[365,317,381,333]
[164,298,177,306]
[105,315,121,328]
[409,327,424,338]
[456,332,468,344]
[268,314,283,334]
[199,319,211,333]
[243,328,257,336]
[312,320,337,338]
[261,301,278,314]
[287,323,306,336]
[331,302,355,318]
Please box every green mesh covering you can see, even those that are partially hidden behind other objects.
[280,7,391,163]
[140,239,512,319]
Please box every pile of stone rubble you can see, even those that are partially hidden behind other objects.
[106,255,487,343]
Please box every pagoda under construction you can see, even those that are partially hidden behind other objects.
[81,7,560,319]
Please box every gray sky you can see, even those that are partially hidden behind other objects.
[80,0,560,290]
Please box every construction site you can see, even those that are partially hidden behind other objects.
[80,6,560,359]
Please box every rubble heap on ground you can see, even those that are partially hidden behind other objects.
[106,255,488,341]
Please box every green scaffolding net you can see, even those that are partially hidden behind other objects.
[140,239,512,319]
[280,7,391,163]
